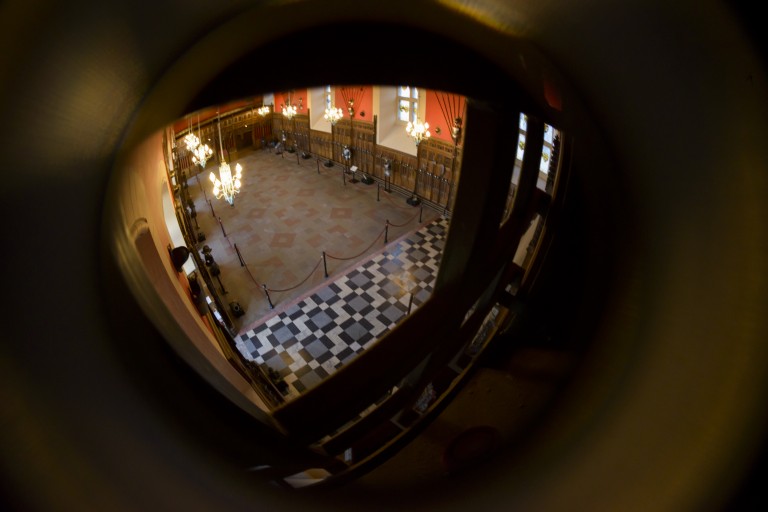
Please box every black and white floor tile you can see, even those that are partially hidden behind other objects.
[236,217,449,399]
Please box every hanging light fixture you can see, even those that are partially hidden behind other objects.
[257,105,270,116]
[183,116,200,151]
[323,105,343,124]
[405,116,430,206]
[191,115,212,168]
[209,110,243,206]
[323,105,343,168]
[183,132,200,152]
[282,103,297,119]
[281,93,298,153]
[405,117,431,146]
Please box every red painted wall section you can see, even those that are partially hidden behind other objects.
[425,90,466,143]
[293,88,309,116]
[274,89,307,115]
[336,86,373,122]
[334,89,345,113]
[357,86,373,122]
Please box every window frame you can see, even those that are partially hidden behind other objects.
[396,86,419,124]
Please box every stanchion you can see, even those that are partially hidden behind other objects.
[208,199,215,217]
[234,243,245,267]
[444,181,453,216]
[342,168,346,187]
[263,284,274,309]
[217,216,227,237]
[377,182,380,202]
[407,292,414,315]
[419,204,423,223]
[216,274,228,295]
[323,251,328,278]
[384,220,389,243]
[316,158,320,174]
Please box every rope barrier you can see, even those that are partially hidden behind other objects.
[325,225,387,261]
[234,243,245,267]
[387,210,420,228]
[265,257,323,293]
[243,263,260,287]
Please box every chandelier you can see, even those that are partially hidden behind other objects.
[191,115,212,168]
[209,110,243,206]
[183,132,200,152]
[282,103,297,119]
[192,141,213,168]
[324,106,343,125]
[257,105,270,116]
[405,117,431,146]
[405,116,430,207]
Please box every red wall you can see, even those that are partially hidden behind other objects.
[425,90,466,143]
[171,88,462,136]
[335,86,373,121]
[274,88,308,116]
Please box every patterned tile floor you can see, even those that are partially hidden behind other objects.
[235,218,448,399]
[187,147,441,334]
[185,147,449,400]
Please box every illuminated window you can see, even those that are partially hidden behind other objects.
[325,85,333,110]
[397,86,419,123]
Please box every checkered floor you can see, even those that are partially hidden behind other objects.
[235,217,449,400]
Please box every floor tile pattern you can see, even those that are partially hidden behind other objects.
[187,148,440,333]
[236,218,448,399]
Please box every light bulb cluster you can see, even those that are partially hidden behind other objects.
[405,117,431,146]
[257,105,270,116]
[209,162,242,206]
[192,142,213,168]
[324,106,343,125]
[183,132,200,152]
[282,104,297,119]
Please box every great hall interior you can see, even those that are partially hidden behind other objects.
[123,85,566,487]
[3,1,767,511]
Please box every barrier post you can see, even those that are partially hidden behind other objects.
[208,199,215,217]
[419,204,423,223]
[407,292,414,315]
[217,216,227,237]
[234,243,245,267]
[384,220,389,243]
[377,182,380,202]
[323,251,328,278]
[216,275,228,295]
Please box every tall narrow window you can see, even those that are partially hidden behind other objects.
[397,86,419,123]
[325,85,333,111]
